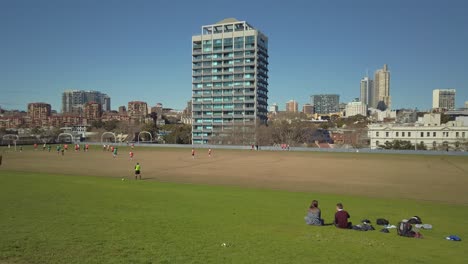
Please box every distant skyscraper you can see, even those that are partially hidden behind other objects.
[191,18,269,144]
[285,100,298,112]
[373,64,391,109]
[62,90,110,113]
[432,89,456,110]
[360,77,373,105]
[311,94,340,114]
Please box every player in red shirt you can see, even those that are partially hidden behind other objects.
[85,144,89,152]
[208,148,212,157]
[33,143,38,151]
[129,151,134,160]
[191,148,195,159]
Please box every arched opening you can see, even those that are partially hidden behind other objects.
[101,132,116,144]
[57,133,74,143]
[137,131,153,143]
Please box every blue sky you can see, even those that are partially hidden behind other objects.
[1,0,467,111]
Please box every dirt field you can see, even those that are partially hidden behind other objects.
[1,146,468,204]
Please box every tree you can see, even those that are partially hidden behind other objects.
[161,124,191,144]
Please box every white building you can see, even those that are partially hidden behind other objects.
[369,108,397,122]
[368,113,468,150]
[345,101,367,117]
[269,103,278,113]
[432,89,456,110]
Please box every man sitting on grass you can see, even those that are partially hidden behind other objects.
[334,203,352,229]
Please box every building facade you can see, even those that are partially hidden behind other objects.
[368,114,468,150]
[27,103,51,125]
[373,64,391,109]
[302,103,314,115]
[345,101,367,117]
[360,77,373,106]
[62,90,110,114]
[285,100,298,112]
[191,18,269,144]
[432,89,456,110]
[311,94,340,114]
[83,102,102,121]
[128,101,148,121]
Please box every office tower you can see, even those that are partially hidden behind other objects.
[128,101,148,121]
[27,103,51,122]
[360,77,373,105]
[311,94,340,114]
[62,90,111,113]
[285,100,298,112]
[373,64,391,109]
[191,18,269,144]
[432,89,456,110]
[302,103,314,115]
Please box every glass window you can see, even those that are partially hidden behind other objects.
[427,132,430,137]
[420,132,424,137]
[463,132,466,138]
[402,132,405,137]
[385,132,389,137]
[456,132,459,137]
[396,132,399,137]
[433,132,436,137]
[408,132,411,137]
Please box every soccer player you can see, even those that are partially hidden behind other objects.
[56,145,61,155]
[131,143,134,149]
[47,145,51,152]
[64,144,68,151]
[129,151,134,160]
[191,148,195,159]
[42,143,46,151]
[85,144,89,152]
[113,147,118,158]
[134,162,141,180]
[208,148,212,157]
[34,143,38,151]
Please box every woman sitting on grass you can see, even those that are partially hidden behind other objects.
[304,200,324,226]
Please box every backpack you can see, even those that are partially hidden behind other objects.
[397,221,415,237]
[376,218,389,226]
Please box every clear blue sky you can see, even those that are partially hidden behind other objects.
[1,0,467,112]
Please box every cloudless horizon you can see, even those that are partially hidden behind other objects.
[1,0,468,112]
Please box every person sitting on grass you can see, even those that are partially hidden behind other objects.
[334,203,352,229]
[304,200,324,226]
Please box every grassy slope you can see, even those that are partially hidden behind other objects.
[0,171,466,264]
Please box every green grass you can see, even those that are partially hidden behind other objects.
[0,171,466,264]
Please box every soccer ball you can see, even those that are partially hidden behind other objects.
[121,178,125,181]
[221,243,226,247]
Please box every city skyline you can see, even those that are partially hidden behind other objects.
[1,0,468,112]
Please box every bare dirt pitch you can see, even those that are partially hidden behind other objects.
[2,146,468,204]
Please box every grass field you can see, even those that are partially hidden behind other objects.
[0,146,467,263]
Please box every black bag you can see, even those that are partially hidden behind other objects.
[376,218,389,225]
[397,221,415,237]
